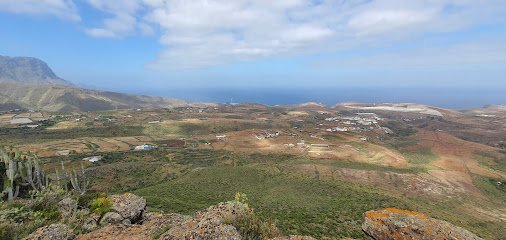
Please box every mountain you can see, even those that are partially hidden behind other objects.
[0,83,188,112]
[0,56,188,111]
[0,55,72,86]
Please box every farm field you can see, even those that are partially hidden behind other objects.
[1,103,505,239]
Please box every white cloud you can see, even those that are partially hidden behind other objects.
[348,9,434,37]
[84,0,142,38]
[115,0,506,69]
[4,0,506,69]
[313,35,506,70]
[0,0,80,21]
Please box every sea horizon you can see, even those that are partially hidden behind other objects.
[112,86,505,109]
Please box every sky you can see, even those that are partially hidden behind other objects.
[0,0,505,106]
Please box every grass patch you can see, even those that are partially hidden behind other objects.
[322,134,346,142]
[0,125,145,145]
[134,166,412,239]
[473,151,506,173]
[472,175,506,204]
[403,147,438,165]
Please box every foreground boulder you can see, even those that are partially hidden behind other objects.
[160,202,246,240]
[101,193,147,225]
[362,208,483,240]
[25,224,75,240]
[78,213,185,240]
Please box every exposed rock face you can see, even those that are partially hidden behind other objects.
[78,213,185,240]
[25,224,75,240]
[108,193,147,225]
[57,198,77,219]
[0,55,189,112]
[160,202,245,240]
[77,197,315,240]
[0,55,71,86]
[362,208,483,240]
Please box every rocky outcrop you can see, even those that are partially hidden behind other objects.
[160,202,246,240]
[77,197,313,240]
[78,213,185,240]
[362,208,483,240]
[25,193,486,240]
[101,193,147,225]
[25,224,75,240]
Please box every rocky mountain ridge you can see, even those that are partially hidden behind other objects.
[0,56,189,111]
[0,55,71,86]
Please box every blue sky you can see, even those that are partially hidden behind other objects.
[0,0,505,103]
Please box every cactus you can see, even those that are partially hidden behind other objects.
[69,163,88,195]
[18,155,48,191]
[56,161,69,193]
[1,147,89,201]
[1,148,51,201]
[1,149,21,201]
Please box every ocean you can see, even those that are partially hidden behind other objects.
[139,86,505,109]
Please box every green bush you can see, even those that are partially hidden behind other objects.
[224,195,280,240]
[89,193,112,216]
[0,206,33,223]
[77,192,101,209]
[25,185,66,221]
[0,223,15,240]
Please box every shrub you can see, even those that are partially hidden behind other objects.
[0,206,33,223]
[89,193,112,216]
[0,223,15,240]
[77,192,100,209]
[31,185,65,211]
[30,185,65,221]
[226,193,280,240]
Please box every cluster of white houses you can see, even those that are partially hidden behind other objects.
[324,113,384,133]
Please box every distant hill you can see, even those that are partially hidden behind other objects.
[0,55,72,86]
[0,83,188,112]
[0,55,188,111]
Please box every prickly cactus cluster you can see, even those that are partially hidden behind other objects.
[1,148,48,201]
[1,147,89,202]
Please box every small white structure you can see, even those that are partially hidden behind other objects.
[134,144,157,151]
[83,156,103,163]
[216,135,227,140]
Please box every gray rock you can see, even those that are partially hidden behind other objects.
[57,198,77,219]
[121,219,132,225]
[99,212,123,225]
[160,202,247,240]
[82,214,100,232]
[110,193,147,224]
[24,223,75,240]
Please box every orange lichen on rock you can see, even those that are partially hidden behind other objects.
[382,208,426,218]
[362,208,483,240]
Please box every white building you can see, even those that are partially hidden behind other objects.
[83,156,103,163]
